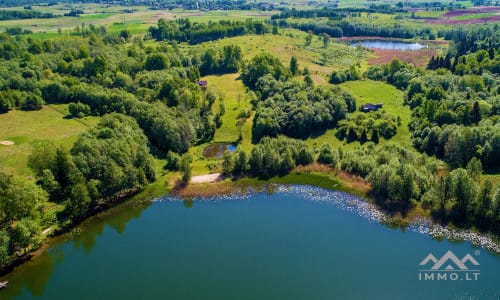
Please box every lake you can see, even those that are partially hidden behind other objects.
[351,40,428,51]
[1,185,499,300]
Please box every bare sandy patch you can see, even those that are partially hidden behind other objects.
[190,173,222,184]
[0,140,14,146]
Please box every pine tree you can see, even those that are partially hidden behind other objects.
[290,56,298,75]
[347,128,358,143]
[372,129,379,144]
[360,129,367,144]
[428,56,435,70]
[471,101,481,124]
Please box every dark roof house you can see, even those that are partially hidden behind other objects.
[361,103,382,113]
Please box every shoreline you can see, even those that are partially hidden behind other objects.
[177,171,500,253]
[2,170,498,277]
[0,179,170,277]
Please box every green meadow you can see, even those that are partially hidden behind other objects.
[340,80,412,146]
[0,105,99,175]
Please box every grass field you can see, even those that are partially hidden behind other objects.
[193,29,368,85]
[300,80,410,151]
[340,80,411,146]
[0,6,275,35]
[188,73,253,175]
[0,105,100,175]
[203,73,252,145]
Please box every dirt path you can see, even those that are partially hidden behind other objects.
[190,173,222,184]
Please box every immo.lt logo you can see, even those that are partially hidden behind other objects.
[418,250,480,281]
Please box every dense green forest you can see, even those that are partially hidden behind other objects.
[149,18,271,44]
[240,54,356,141]
[364,26,500,170]
[0,10,54,20]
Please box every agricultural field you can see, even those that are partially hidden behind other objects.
[0,5,274,34]
[423,6,500,24]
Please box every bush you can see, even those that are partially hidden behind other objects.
[21,94,43,111]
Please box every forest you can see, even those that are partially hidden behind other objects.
[149,18,271,44]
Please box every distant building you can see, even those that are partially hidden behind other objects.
[196,80,208,90]
[361,103,382,113]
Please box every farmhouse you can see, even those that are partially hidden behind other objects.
[196,80,208,90]
[361,103,383,113]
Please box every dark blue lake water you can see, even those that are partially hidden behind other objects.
[1,186,499,300]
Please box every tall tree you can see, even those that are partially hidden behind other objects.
[221,151,233,176]
[290,56,298,76]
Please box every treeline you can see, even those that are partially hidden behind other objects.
[428,27,499,73]
[0,172,47,269]
[359,144,500,234]
[329,66,361,84]
[270,6,405,19]
[30,114,156,218]
[0,29,247,151]
[444,26,500,57]
[336,110,399,144]
[149,18,270,45]
[0,9,54,21]
[0,113,157,270]
[220,136,315,178]
[271,9,350,20]
[364,53,499,170]
[199,44,242,75]
[162,0,255,11]
[278,19,433,39]
[240,54,356,141]
[218,136,500,235]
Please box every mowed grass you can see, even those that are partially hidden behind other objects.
[301,80,410,151]
[203,73,252,145]
[339,80,412,146]
[0,105,99,175]
[189,73,253,175]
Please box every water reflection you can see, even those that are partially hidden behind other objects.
[203,143,237,158]
[183,199,194,208]
[350,40,428,51]
[0,247,63,299]
[0,195,153,299]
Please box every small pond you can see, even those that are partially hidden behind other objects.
[351,40,428,50]
[203,143,237,158]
